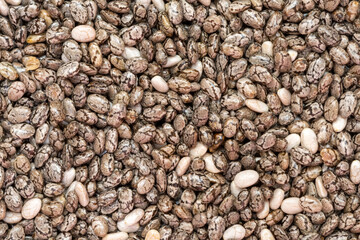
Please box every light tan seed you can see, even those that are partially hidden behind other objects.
[234,170,259,188]
[223,224,246,240]
[75,181,89,207]
[300,128,318,154]
[270,189,284,210]
[281,197,303,214]
[245,99,269,113]
[71,25,96,42]
[21,198,42,219]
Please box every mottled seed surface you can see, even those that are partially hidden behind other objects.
[1,0,360,239]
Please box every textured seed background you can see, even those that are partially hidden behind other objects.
[1,0,360,239]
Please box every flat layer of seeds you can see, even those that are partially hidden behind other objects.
[1,0,360,239]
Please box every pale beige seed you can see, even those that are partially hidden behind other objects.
[198,0,211,6]
[0,0,9,16]
[117,220,140,233]
[75,181,89,207]
[122,47,141,59]
[300,128,318,154]
[163,55,182,68]
[5,0,21,5]
[350,160,360,184]
[145,229,161,240]
[152,0,165,11]
[270,189,284,210]
[137,0,151,7]
[234,170,259,188]
[281,197,303,214]
[288,50,298,61]
[285,133,300,152]
[189,142,208,159]
[230,181,241,197]
[124,208,144,226]
[3,211,22,224]
[257,201,270,219]
[262,41,273,56]
[71,25,96,42]
[223,224,246,240]
[203,153,221,173]
[175,157,191,176]
[245,99,269,113]
[62,168,76,187]
[21,198,42,219]
[332,116,347,132]
[151,76,169,93]
[260,229,275,240]
[103,232,129,240]
[315,176,328,198]
[277,88,291,106]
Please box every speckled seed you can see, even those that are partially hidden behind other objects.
[10,124,35,139]
[270,189,285,210]
[234,170,259,188]
[285,133,301,152]
[8,81,26,101]
[277,88,291,106]
[75,181,89,206]
[350,160,360,184]
[281,197,303,214]
[245,99,269,113]
[87,94,110,114]
[21,198,41,219]
[103,232,129,240]
[260,229,275,240]
[145,229,161,240]
[151,76,169,93]
[189,142,208,159]
[92,216,109,237]
[22,56,41,71]
[300,128,318,154]
[71,25,96,42]
[299,195,322,213]
[0,62,18,80]
[223,224,246,240]
[332,116,347,132]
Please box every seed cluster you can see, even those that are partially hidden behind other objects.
[1,0,360,239]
